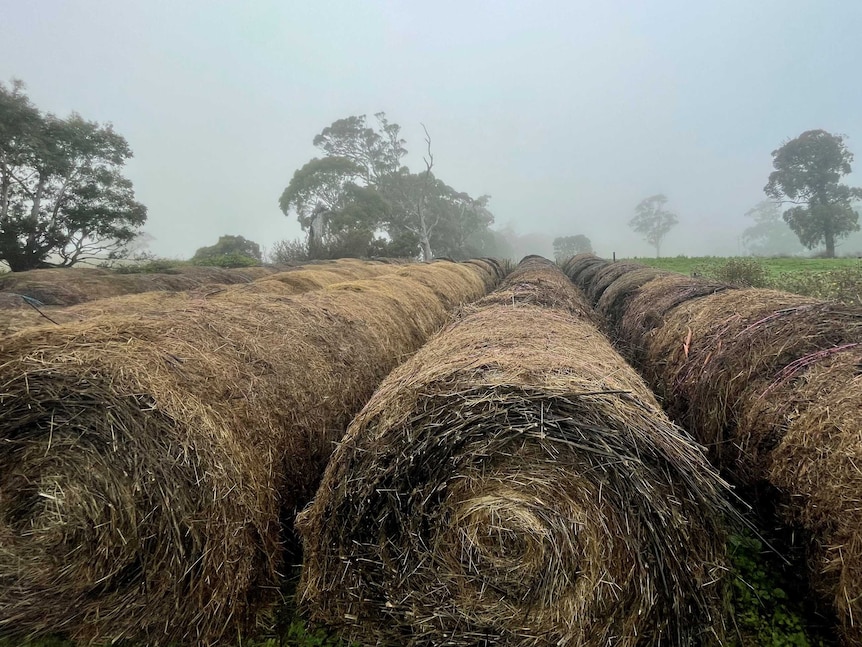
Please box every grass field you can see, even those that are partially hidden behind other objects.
[626,255,862,277]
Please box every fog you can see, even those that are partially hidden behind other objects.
[3,1,861,259]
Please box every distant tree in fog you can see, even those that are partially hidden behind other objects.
[629,194,678,258]
[741,201,804,256]
[552,235,593,261]
[279,113,495,261]
[0,80,147,271]
[765,130,861,258]
[192,235,262,264]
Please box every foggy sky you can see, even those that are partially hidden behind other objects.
[2,1,861,260]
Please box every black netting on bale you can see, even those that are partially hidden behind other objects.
[298,258,734,647]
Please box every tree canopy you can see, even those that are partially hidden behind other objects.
[741,201,804,256]
[552,234,592,261]
[279,113,495,260]
[629,194,678,258]
[0,80,147,271]
[192,235,262,263]
[764,129,861,257]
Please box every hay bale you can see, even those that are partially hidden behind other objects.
[594,266,667,326]
[298,257,733,646]
[761,351,862,644]
[0,261,497,645]
[0,262,400,335]
[616,274,734,366]
[462,258,506,288]
[560,253,607,287]
[585,261,649,305]
[0,265,286,307]
[601,274,862,644]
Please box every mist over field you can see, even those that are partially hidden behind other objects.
[2,1,862,261]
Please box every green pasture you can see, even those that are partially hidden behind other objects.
[626,255,862,277]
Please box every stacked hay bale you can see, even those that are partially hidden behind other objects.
[0,261,497,646]
[574,262,862,645]
[0,260,399,334]
[298,257,735,646]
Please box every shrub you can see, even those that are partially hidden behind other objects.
[190,253,261,268]
[773,265,862,306]
[700,258,770,288]
[271,238,310,264]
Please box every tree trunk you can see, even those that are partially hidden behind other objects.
[825,231,835,258]
[655,241,661,259]
[417,206,433,261]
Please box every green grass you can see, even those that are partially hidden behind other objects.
[627,256,862,278]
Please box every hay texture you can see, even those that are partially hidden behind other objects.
[581,262,862,645]
[585,262,654,305]
[614,274,735,366]
[560,253,608,286]
[0,260,399,335]
[0,260,496,646]
[0,265,285,307]
[298,257,733,646]
[636,288,862,643]
[594,267,667,327]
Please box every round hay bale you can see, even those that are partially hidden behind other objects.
[585,261,648,305]
[617,274,734,367]
[762,350,862,644]
[297,259,733,647]
[0,265,285,308]
[0,262,401,335]
[0,261,498,645]
[603,275,862,645]
[560,253,607,287]
[462,259,500,289]
[595,266,667,327]
[394,263,489,310]
[479,256,599,322]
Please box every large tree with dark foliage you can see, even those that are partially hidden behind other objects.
[279,113,495,260]
[0,80,147,271]
[765,130,861,257]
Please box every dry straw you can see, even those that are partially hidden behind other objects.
[0,260,497,646]
[298,257,734,647]
[585,261,654,305]
[0,264,282,306]
[559,253,607,286]
[581,263,862,645]
[0,260,399,335]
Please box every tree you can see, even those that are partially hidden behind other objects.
[629,194,678,258]
[0,80,147,271]
[741,201,804,256]
[764,130,862,257]
[279,113,495,261]
[192,235,262,263]
[552,235,593,261]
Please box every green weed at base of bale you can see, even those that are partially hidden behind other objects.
[726,532,833,647]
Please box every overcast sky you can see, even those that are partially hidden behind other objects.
[2,1,861,259]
